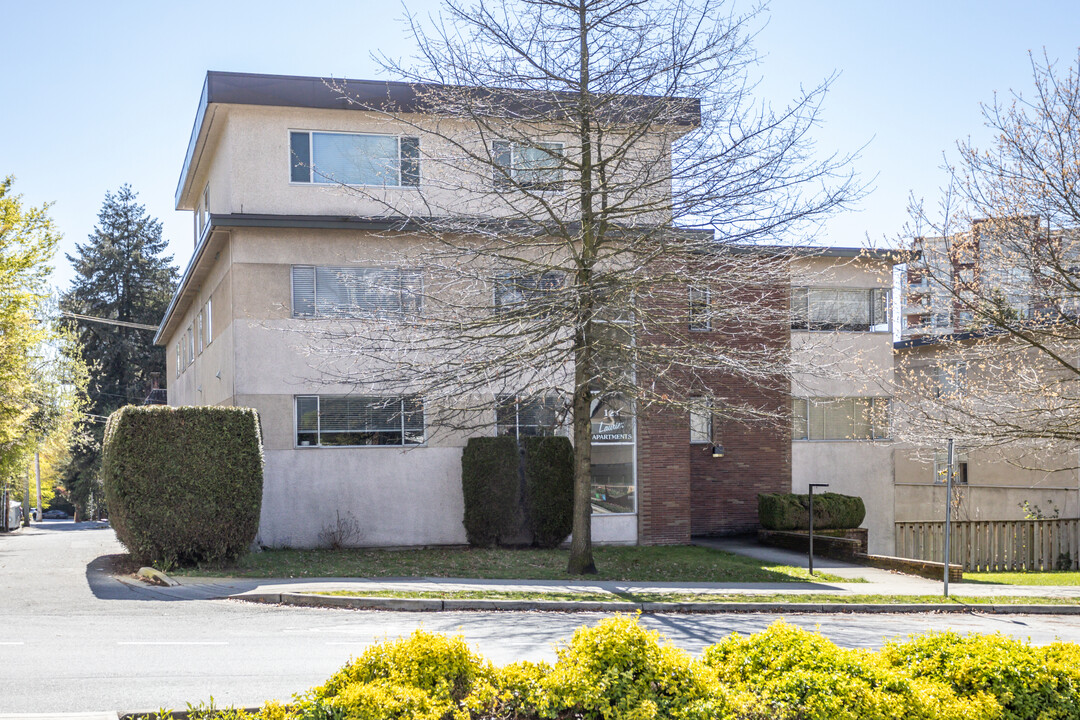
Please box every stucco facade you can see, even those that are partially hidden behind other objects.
[158,71,899,550]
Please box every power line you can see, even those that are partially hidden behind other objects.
[61,311,158,331]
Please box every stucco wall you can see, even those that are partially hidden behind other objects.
[792,441,894,555]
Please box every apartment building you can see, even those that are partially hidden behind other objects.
[157,71,899,550]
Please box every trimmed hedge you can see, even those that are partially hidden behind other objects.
[461,437,521,547]
[101,405,263,568]
[182,617,1080,720]
[522,436,574,548]
[758,491,865,531]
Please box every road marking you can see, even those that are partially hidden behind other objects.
[117,641,228,646]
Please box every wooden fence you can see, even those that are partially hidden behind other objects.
[894,519,1079,572]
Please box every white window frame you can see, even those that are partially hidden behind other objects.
[294,395,425,448]
[688,286,711,331]
[792,397,890,441]
[288,130,420,187]
[492,140,565,190]
[790,287,891,332]
[175,342,181,378]
[196,310,205,355]
[186,325,195,366]
[291,266,423,318]
[689,397,712,444]
[495,394,565,440]
[205,297,213,346]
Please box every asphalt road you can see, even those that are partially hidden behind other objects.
[3,523,1080,713]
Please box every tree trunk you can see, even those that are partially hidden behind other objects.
[567,339,597,574]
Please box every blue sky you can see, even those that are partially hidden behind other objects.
[2,1,1078,292]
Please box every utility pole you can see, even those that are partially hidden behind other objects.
[944,439,954,598]
[808,483,829,576]
[35,451,42,521]
[23,467,31,525]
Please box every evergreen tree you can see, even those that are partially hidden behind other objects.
[60,185,177,516]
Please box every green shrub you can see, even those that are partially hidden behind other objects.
[757,492,866,531]
[294,629,497,720]
[510,614,727,720]
[703,622,997,720]
[100,405,263,568]
[522,436,574,548]
[883,631,1080,719]
[461,436,521,547]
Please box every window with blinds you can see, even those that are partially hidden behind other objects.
[792,397,889,440]
[493,272,564,314]
[495,395,564,439]
[790,287,890,331]
[289,131,420,186]
[492,141,563,189]
[292,266,422,318]
[689,397,712,443]
[295,395,424,447]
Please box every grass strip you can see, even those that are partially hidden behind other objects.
[172,544,860,584]
[305,589,1076,605]
[963,570,1080,586]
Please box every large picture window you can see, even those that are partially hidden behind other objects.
[495,395,564,439]
[292,266,422,318]
[792,397,889,441]
[493,272,563,314]
[290,131,420,186]
[493,141,563,189]
[295,395,424,447]
[790,287,890,332]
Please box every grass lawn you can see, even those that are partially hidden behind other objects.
[963,571,1080,586]
[169,544,860,584]
[309,588,1073,605]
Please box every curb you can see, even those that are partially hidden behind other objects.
[230,592,1080,615]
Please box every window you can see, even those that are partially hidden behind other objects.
[295,395,424,447]
[493,141,563,189]
[689,286,711,331]
[205,296,213,346]
[932,361,967,398]
[195,183,210,240]
[292,266,422,317]
[175,342,181,377]
[590,393,635,514]
[934,448,969,484]
[495,395,564,439]
[790,287,890,332]
[493,272,563,314]
[689,397,712,443]
[197,310,205,354]
[290,131,419,186]
[186,325,195,365]
[792,397,889,440]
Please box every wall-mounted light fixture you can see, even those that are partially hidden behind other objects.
[711,444,725,458]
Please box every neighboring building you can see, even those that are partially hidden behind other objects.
[893,333,1080,525]
[156,71,897,549]
[789,249,899,555]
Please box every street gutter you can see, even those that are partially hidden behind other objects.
[231,591,1080,615]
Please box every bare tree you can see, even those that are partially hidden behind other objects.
[897,49,1080,455]
[298,0,860,573]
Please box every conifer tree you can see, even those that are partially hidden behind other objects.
[60,185,177,516]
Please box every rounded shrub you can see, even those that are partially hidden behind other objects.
[702,622,998,720]
[758,492,866,531]
[100,405,263,568]
[522,435,574,548]
[461,436,520,547]
[883,631,1080,719]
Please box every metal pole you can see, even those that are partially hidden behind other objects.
[944,439,954,597]
[23,468,31,525]
[808,483,829,576]
[35,451,42,522]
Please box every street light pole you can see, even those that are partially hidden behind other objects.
[808,483,829,576]
[944,439,954,597]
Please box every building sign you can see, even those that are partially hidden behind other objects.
[591,395,633,443]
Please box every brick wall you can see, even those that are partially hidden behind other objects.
[635,255,791,544]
